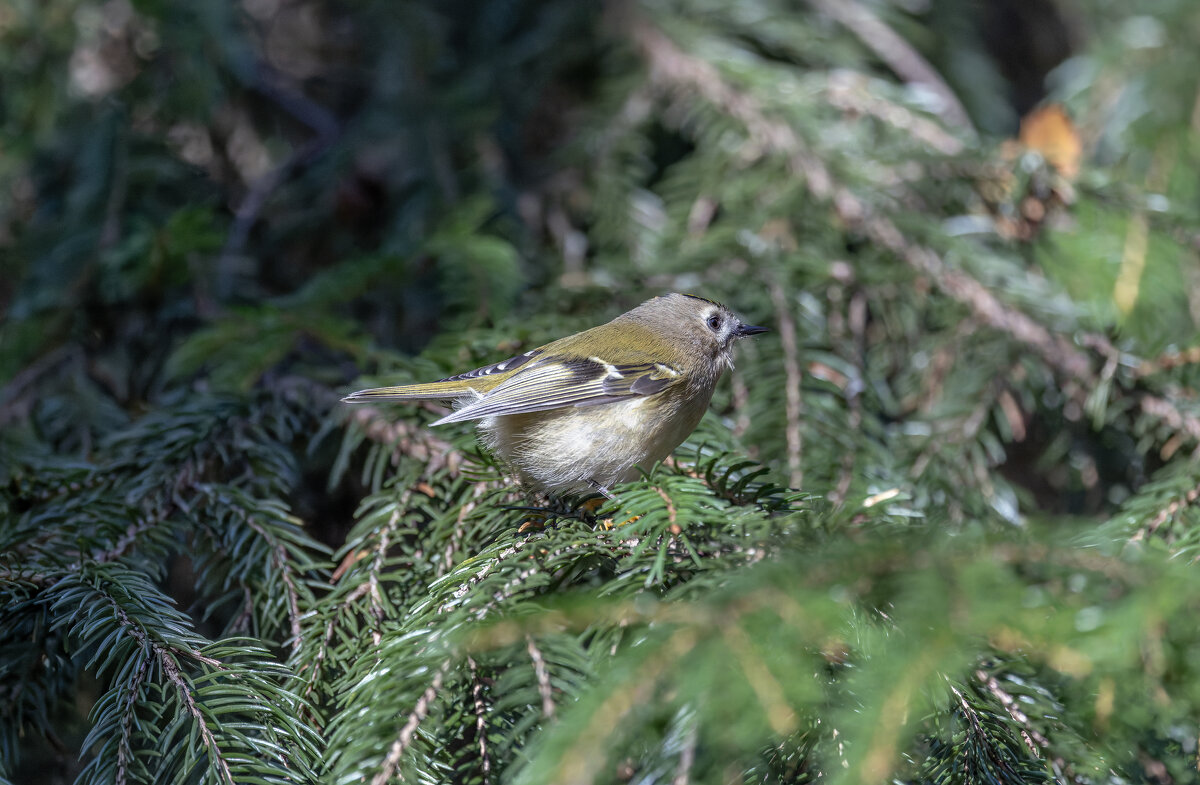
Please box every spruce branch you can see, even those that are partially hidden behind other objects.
[628,8,1200,478]
[768,279,804,490]
[343,405,466,478]
[823,70,966,155]
[629,12,1097,383]
[804,0,974,132]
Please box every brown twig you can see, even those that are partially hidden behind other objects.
[1136,345,1200,379]
[441,483,487,577]
[108,601,234,785]
[160,650,236,785]
[1129,480,1200,544]
[368,504,405,646]
[115,655,150,785]
[1141,395,1200,457]
[526,635,556,719]
[628,18,832,197]
[974,669,1051,753]
[730,366,752,440]
[371,660,451,785]
[672,721,698,785]
[769,280,804,489]
[830,292,866,505]
[950,682,1032,780]
[468,657,492,785]
[653,486,678,528]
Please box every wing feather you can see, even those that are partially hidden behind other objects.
[341,349,543,403]
[431,358,681,425]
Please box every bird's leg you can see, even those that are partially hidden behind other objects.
[588,479,616,501]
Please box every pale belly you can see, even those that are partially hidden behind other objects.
[477,392,709,494]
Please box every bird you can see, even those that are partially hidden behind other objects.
[342,293,767,497]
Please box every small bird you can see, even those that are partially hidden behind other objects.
[342,293,767,497]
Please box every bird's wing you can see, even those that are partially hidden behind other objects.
[431,357,683,425]
[341,349,543,403]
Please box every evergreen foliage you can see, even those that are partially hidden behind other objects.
[4,0,1200,783]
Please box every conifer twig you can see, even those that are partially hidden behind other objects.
[368,504,405,645]
[672,721,698,785]
[1141,395,1200,455]
[116,657,150,785]
[527,636,556,718]
[805,0,974,132]
[160,652,236,785]
[111,601,233,784]
[949,683,1028,779]
[974,670,1051,754]
[824,71,965,154]
[769,280,804,489]
[346,406,466,476]
[468,657,492,785]
[372,660,451,785]
[241,517,304,650]
[1129,480,1200,543]
[631,9,1200,469]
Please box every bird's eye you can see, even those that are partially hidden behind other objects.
[706,315,722,332]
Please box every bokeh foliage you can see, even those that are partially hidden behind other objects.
[4,0,1200,783]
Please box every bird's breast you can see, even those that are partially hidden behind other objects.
[477,385,714,494]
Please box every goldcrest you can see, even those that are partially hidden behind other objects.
[343,293,767,496]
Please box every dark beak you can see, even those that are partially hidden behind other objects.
[735,322,768,337]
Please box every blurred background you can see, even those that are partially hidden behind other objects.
[5,0,1198,509]
[5,0,1200,783]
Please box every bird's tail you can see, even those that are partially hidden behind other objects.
[341,380,484,404]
